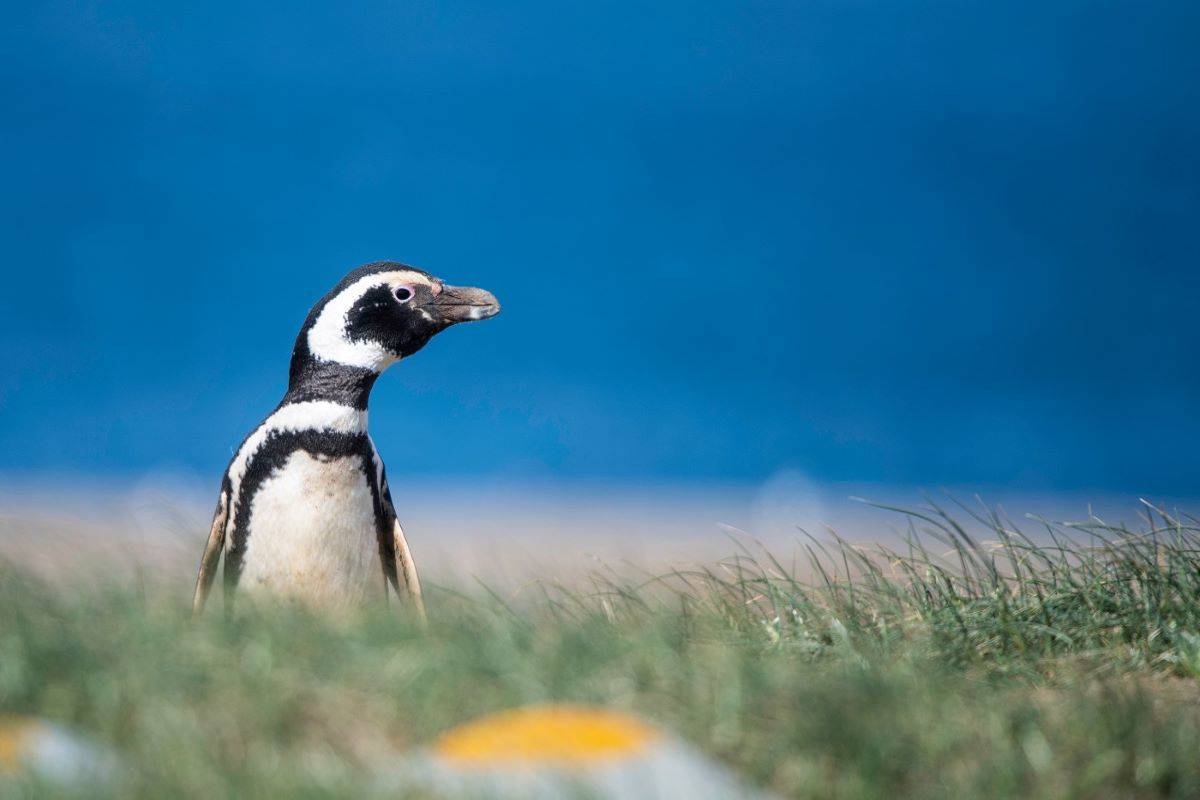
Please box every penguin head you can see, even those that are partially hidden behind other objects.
[301,261,500,372]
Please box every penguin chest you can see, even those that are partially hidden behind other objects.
[238,450,382,606]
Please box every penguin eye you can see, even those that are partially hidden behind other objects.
[393,286,414,303]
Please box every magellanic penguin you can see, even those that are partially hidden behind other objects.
[192,261,500,619]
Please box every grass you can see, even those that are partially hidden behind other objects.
[3,499,1200,798]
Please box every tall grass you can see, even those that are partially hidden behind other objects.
[618,498,1200,677]
[3,500,1200,798]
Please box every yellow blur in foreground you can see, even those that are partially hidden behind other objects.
[0,717,35,773]
[409,703,766,799]
[434,704,662,765]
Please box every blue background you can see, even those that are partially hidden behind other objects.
[2,1,1197,492]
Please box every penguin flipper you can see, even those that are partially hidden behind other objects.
[375,464,426,624]
[192,488,229,616]
[392,516,426,625]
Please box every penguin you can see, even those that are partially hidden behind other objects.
[191,261,500,617]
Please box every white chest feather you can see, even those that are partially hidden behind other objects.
[237,451,381,606]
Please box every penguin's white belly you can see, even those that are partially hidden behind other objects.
[238,451,380,606]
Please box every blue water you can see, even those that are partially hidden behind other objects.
[2,1,1197,493]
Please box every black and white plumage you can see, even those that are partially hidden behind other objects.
[192,261,500,616]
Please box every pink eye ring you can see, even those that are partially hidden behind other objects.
[394,285,414,303]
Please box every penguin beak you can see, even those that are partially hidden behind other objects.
[432,285,501,324]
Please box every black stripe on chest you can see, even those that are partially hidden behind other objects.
[224,429,384,590]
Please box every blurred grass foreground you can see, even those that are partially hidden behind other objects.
[4,501,1200,798]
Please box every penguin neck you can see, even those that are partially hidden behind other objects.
[283,353,381,411]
